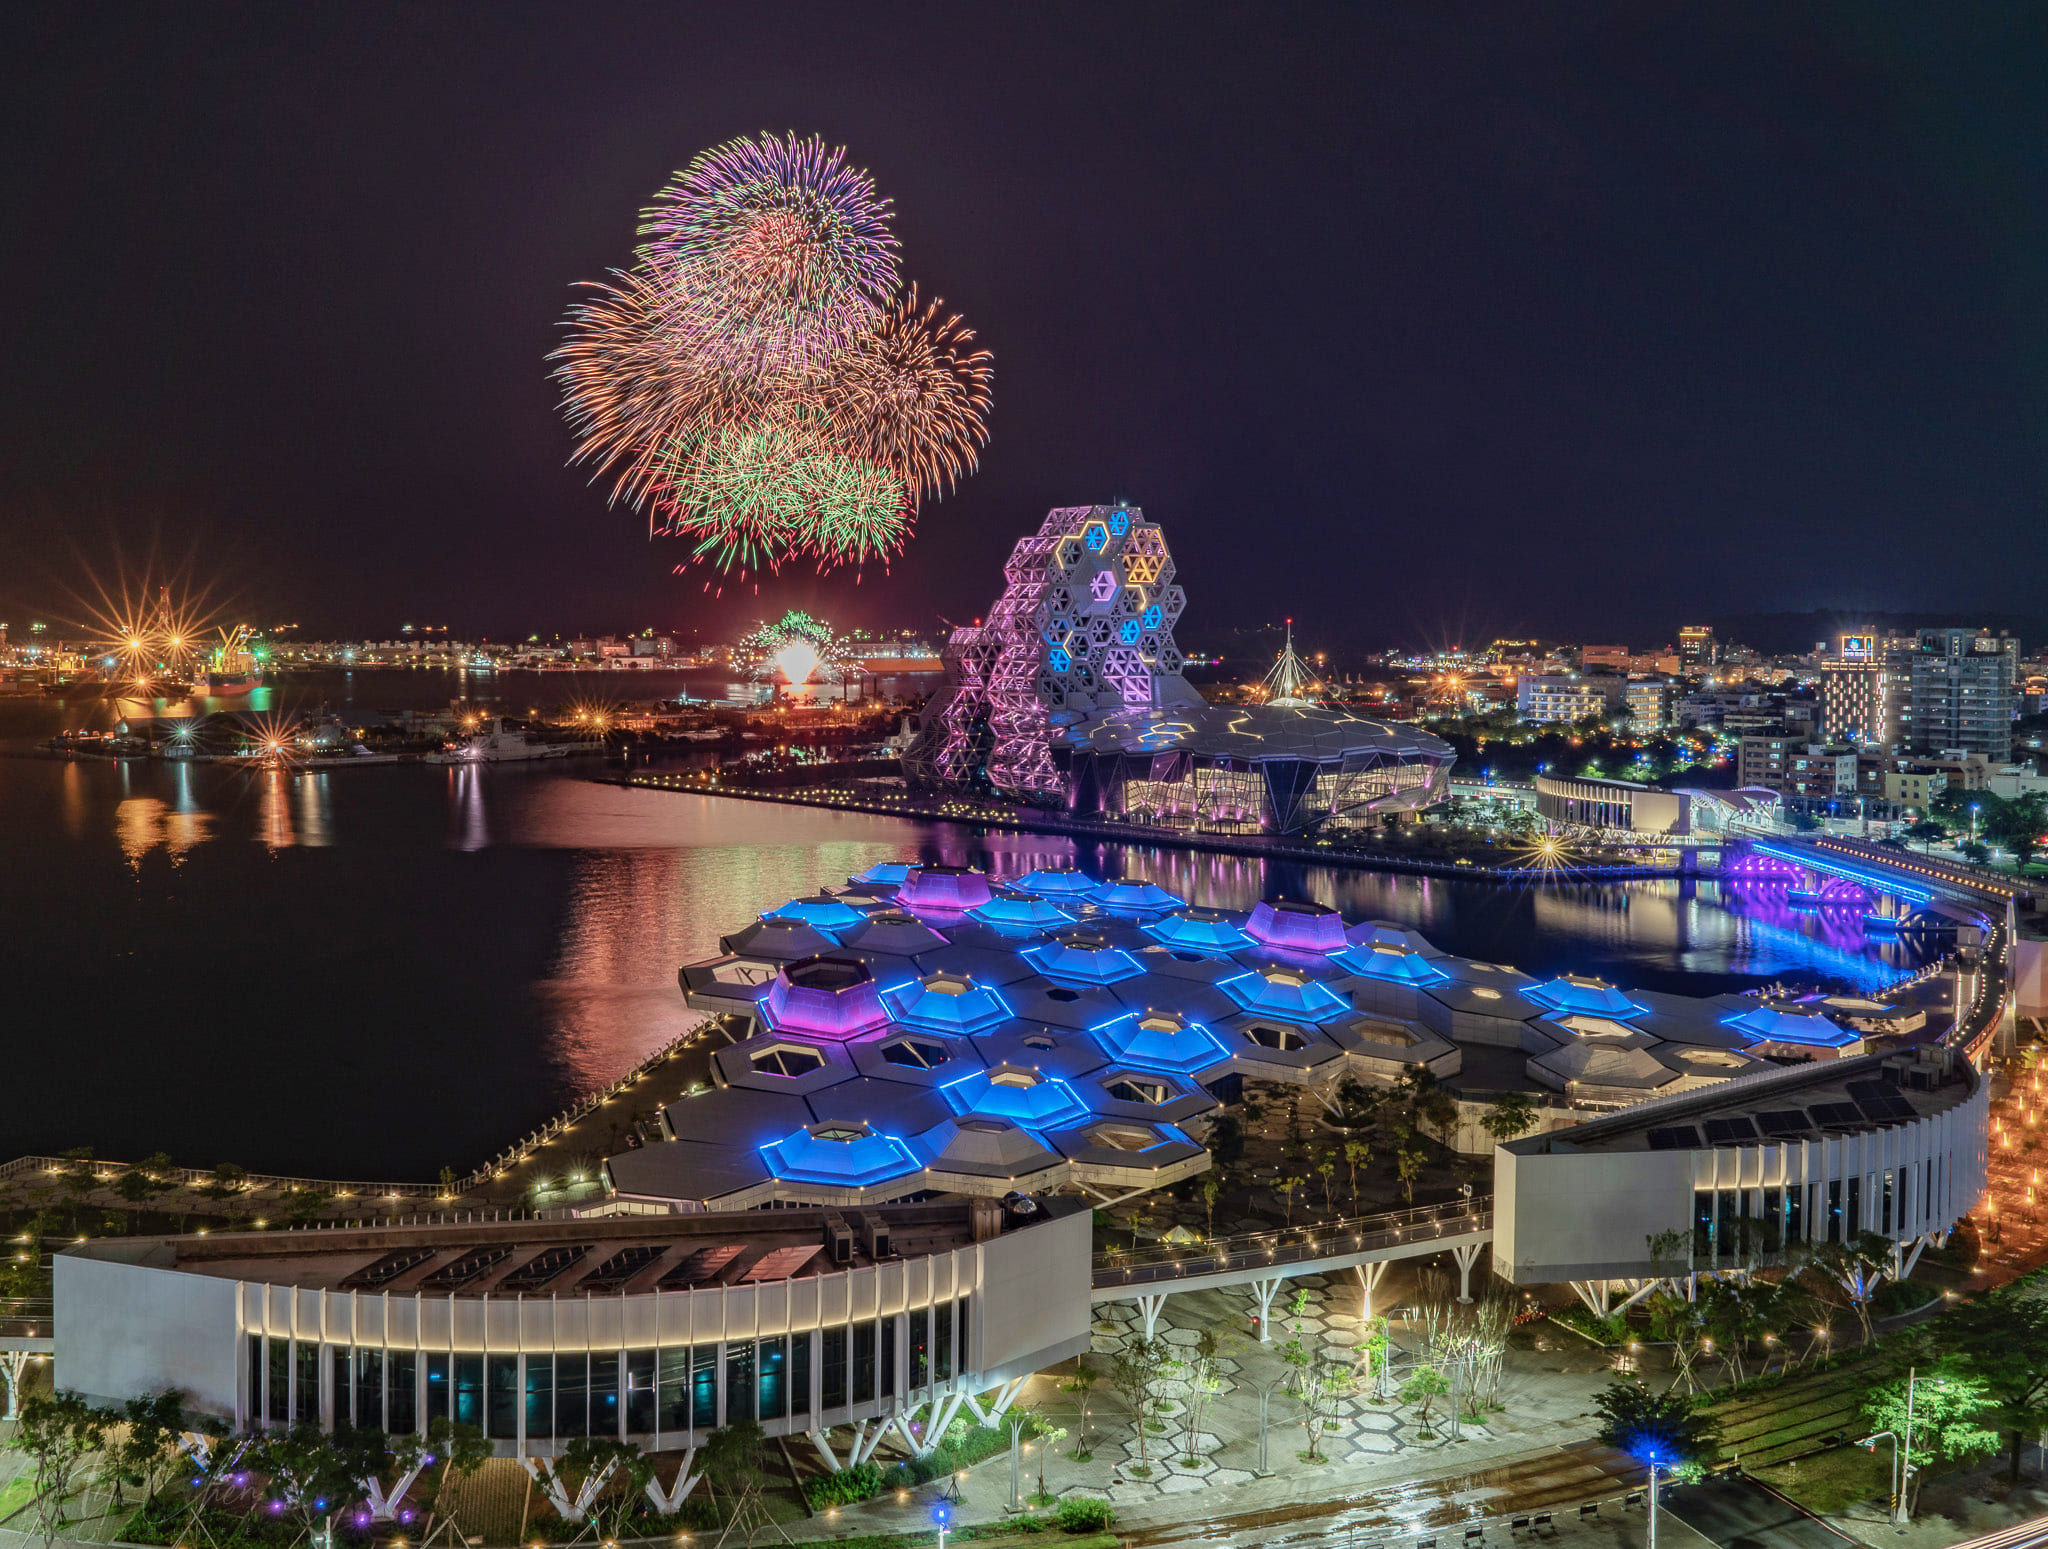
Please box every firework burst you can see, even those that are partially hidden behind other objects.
[553,132,989,580]
[818,285,993,507]
[638,132,899,378]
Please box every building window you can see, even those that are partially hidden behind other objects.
[759,1337,787,1422]
[454,1356,484,1430]
[526,1355,554,1442]
[791,1333,811,1419]
[882,1316,897,1399]
[935,1301,953,1384]
[1693,1191,1714,1261]
[909,1308,930,1389]
[246,1333,264,1423]
[1827,1180,1843,1243]
[1786,1185,1803,1246]
[958,1298,971,1375]
[590,1353,619,1437]
[726,1343,755,1424]
[1846,1176,1861,1238]
[389,1352,417,1435]
[355,1347,384,1433]
[693,1345,718,1429]
[852,1323,875,1405]
[556,1353,589,1439]
[332,1346,352,1427]
[656,1349,688,1435]
[625,1349,657,1437]
[268,1337,289,1424]
[487,1355,519,1440]
[823,1327,849,1410]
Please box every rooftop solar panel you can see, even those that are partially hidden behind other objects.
[1808,1102,1866,1129]
[1646,1126,1701,1151]
[1756,1110,1813,1138]
[1703,1117,1759,1145]
[576,1244,668,1292]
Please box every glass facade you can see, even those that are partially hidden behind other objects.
[237,1296,972,1442]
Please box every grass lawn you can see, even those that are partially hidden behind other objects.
[1754,1445,1892,1517]
[0,1474,40,1523]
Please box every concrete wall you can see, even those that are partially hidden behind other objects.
[56,1249,240,1411]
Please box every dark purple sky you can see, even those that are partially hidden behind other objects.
[4,3,2046,649]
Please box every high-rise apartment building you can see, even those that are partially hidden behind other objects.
[1517,672,1625,724]
[1819,631,1906,749]
[1678,626,1716,671]
[1908,628,2017,760]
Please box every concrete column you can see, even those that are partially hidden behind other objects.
[1354,1260,1391,1321]
[1452,1242,1485,1304]
[1136,1293,1168,1341]
[1249,1276,1286,1342]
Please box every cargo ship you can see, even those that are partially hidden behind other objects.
[194,626,261,697]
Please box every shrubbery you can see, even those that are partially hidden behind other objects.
[1055,1497,1116,1532]
[805,1460,887,1509]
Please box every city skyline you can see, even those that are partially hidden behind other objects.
[6,5,2048,642]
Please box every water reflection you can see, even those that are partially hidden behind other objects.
[114,795,214,867]
[257,770,295,849]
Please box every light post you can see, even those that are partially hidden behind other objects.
[1634,1444,1668,1549]
[1251,1377,1287,1476]
[1896,1367,1946,1526]
[1857,1430,1899,1521]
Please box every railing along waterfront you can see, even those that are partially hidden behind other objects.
[1093,1198,1494,1288]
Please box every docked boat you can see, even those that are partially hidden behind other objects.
[424,718,600,764]
[195,625,261,697]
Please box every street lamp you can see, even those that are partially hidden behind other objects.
[1632,1442,1669,1549]
[1895,1367,1946,1526]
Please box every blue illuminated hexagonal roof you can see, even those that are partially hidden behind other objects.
[1010,867,1100,899]
[1092,880,1187,914]
[1332,942,1450,984]
[1723,1004,1860,1048]
[882,972,1015,1036]
[1526,976,1646,1018]
[767,895,868,935]
[1022,933,1146,986]
[1217,964,1351,1022]
[1090,1011,1231,1075]
[970,892,1077,932]
[942,1067,1092,1130]
[1144,910,1255,954]
[760,1123,924,1188]
[851,862,916,886]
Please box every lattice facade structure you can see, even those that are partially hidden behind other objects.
[906,505,1194,798]
[905,505,1453,832]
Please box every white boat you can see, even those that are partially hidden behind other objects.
[424,718,599,764]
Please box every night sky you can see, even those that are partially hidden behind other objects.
[5,3,2047,650]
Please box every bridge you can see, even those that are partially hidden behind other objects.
[1090,1199,1493,1340]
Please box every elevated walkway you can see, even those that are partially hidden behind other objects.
[1090,1199,1493,1339]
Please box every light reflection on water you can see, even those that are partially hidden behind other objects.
[0,741,1935,1176]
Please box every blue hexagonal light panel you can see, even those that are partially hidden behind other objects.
[1011,868,1100,899]
[881,973,1015,1036]
[1091,1011,1231,1075]
[760,1124,923,1188]
[942,1068,1092,1130]
[852,862,915,886]
[1723,1004,1860,1049]
[1144,910,1255,953]
[1525,976,1647,1019]
[1332,942,1451,984]
[1023,935,1147,986]
[1218,964,1351,1022]
[1091,880,1186,913]
[969,893,1077,932]
[767,895,868,935]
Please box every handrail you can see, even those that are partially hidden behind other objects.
[1093,1200,1494,1288]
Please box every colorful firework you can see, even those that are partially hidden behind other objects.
[738,610,859,685]
[553,132,990,580]
[818,285,993,507]
[638,132,899,379]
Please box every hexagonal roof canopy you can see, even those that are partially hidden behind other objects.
[850,1029,987,1085]
[1210,1012,1348,1078]
[942,1066,1093,1130]
[1344,920,1444,956]
[759,955,889,1040]
[1526,975,1646,1018]
[1246,897,1347,954]
[969,891,1078,933]
[835,910,952,955]
[1090,1010,1233,1075]
[970,1022,1112,1081]
[1333,942,1451,984]
[1218,963,1351,1022]
[899,865,995,913]
[762,1123,924,1189]
[882,972,1016,1036]
[765,895,869,935]
[721,915,842,960]
[1723,1002,1860,1049]
[1023,932,1147,986]
[712,1034,861,1096]
[803,1076,955,1137]
[1000,976,1133,1030]
[1091,879,1187,914]
[1530,1042,1680,1090]
[1143,909,1255,954]
[917,1118,1067,1180]
[1008,867,1100,899]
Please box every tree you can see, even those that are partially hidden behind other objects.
[1862,1371,1998,1517]
[1280,1292,1354,1462]
[112,1390,189,1508]
[1398,1365,1452,1436]
[1591,1379,1719,1468]
[57,1149,98,1233]
[278,1185,333,1226]
[197,1162,249,1221]
[1343,1140,1371,1204]
[1108,1334,1172,1470]
[1316,1158,1337,1213]
[1479,1093,1538,1145]
[1395,1142,1427,1205]
[415,1416,492,1539]
[1935,1288,2048,1481]
[113,1153,177,1228]
[14,1391,112,1549]
[1058,1357,1099,1458]
[1277,1175,1303,1227]
[1806,1232,1895,1343]
[251,1423,377,1542]
[553,1436,653,1538]
[1177,1328,1226,1467]
[1643,1291,1711,1394]
[1199,1174,1222,1238]
[699,1420,767,1526]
